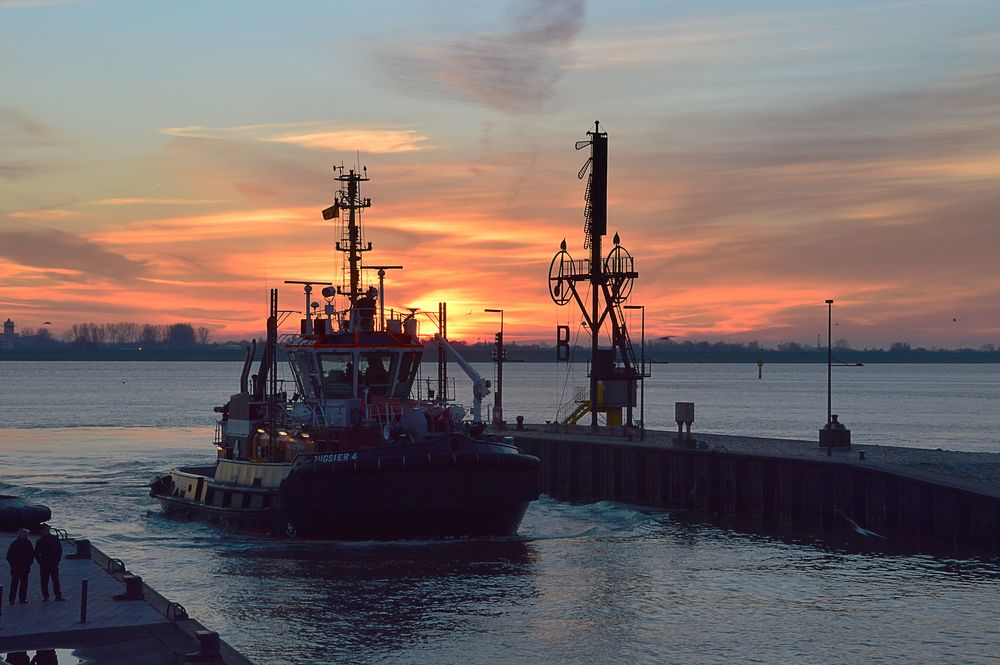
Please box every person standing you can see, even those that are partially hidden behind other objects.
[34,525,64,601]
[5,528,34,604]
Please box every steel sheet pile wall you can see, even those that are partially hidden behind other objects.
[515,437,1000,553]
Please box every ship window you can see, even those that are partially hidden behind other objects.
[318,352,355,398]
[359,351,397,397]
[393,351,420,398]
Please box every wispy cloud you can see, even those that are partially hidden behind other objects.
[378,0,585,114]
[0,0,76,9]
[9,209,79,219]
[0,229,150,281]
[159,123,430,154]
[91,197,229,206]
[90,208,318,245]
[0,106,50,145]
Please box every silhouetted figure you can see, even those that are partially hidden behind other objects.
[5,652,31,665]
[34,526,64,601]
[5,528,34,604]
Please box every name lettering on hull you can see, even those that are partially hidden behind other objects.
[315,452,358,463]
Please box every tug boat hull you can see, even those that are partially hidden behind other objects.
[151,440,539,539]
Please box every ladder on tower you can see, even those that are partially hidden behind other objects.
[615,301,639,376]
[562,400,592,425]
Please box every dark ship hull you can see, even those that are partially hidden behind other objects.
[151,437,539,539]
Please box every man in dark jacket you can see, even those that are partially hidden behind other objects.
[6,528,34,604]
[34,525,64,601]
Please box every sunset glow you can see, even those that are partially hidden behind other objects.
[2,1,999,347]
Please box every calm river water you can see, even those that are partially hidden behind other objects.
[1,361,999,664]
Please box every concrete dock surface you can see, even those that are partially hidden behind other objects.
[0,531,253,665]
[516,424,1000,497]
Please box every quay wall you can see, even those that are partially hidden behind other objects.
[512,428,1000,554]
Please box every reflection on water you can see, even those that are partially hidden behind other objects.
[1,422,1000,662]
[214,538,537,659]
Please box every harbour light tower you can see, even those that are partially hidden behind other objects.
[548,122,645,431]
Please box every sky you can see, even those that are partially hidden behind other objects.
[2,0,999,348]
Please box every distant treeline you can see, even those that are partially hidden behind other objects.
[4,324,1000,362]
[2,321,225,359]
[59,322,213,346]
[442,339,1000,364]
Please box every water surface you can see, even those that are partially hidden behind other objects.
[1,362,998,663]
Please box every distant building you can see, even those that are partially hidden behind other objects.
[1,318,15,351]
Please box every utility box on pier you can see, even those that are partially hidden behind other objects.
[674,401,695,447]
[675,402,694,429]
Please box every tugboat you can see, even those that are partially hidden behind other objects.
[150,165,540,539]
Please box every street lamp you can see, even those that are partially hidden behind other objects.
[485,308,504,427]
[624,304,645,440]
[826,298,833,456]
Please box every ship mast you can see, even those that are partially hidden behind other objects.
[333,166,373,310]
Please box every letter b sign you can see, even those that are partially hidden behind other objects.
[556,325,570,362]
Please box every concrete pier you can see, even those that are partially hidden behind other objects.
[510,424,1000,554]
[0,531,253,664]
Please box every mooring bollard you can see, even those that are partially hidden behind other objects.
[113,574,144,601]
[66,539,92,560]
[80,578,88,623]
[184,629,223,662]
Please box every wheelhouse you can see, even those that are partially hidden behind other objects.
[286,337,422,403]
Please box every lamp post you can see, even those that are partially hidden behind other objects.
[485,308,504,427]
[826,298,833,456]
[624,304,645,440]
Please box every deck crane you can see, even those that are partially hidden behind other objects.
[435,333,491,424]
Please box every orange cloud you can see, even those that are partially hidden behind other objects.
[92,198,230,206]
[9,209,79,219]
[159,123,430,154]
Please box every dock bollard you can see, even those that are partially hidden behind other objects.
[80,578,88,623]
[184,629,223,662]
[67,539,92,560]
[113,574,144,601]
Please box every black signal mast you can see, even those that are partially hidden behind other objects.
[549,122,642,431]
